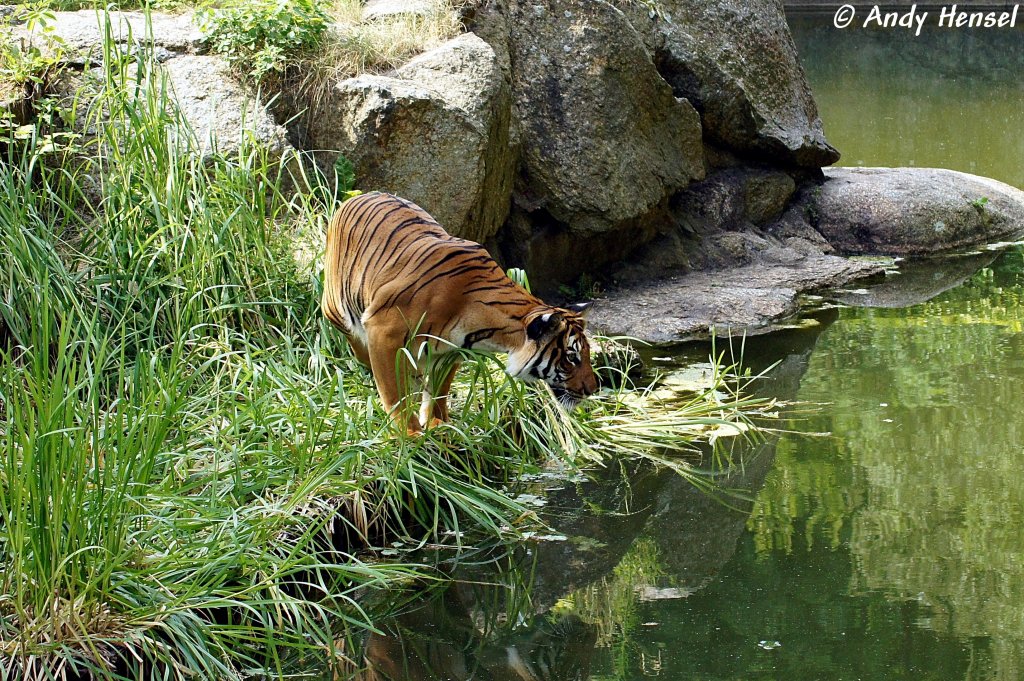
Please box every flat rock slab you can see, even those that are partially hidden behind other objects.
[812,167,1024,255]
[590,255,884,344]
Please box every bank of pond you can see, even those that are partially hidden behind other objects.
[0,43,765,680]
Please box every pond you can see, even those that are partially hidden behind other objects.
[341,12,1024,681]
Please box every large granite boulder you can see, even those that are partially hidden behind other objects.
[624,0,839,168]
[46,56,290,169]
[163,56,291,162]
[307,32,513,244]
[505,0,705,236]
[807,167,1024,255]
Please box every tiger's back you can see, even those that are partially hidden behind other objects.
[322,192,528,351]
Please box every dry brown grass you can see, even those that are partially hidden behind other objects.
[299,0,469,112]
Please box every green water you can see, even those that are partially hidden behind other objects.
[345,13,1024,681]
[790,11,1024,187]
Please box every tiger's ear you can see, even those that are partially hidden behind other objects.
[526,311,564,340]
[568,302,593,318]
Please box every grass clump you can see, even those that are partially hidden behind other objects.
[196,0,467,111]
[0,19,515,679]
[0,11,766,681]
[311,0,466,80]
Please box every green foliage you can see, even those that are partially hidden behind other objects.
[971,195,992,227]
[0,5,65,86]
[197,0,330,84]
[506,266,532,292]
[334,152,357,192]
[559,272,603,301]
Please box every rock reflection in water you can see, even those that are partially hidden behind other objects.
[829,250,999,309]
[349,580,597,680]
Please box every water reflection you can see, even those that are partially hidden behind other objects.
[344,250,1024,681]
[829,251,998,309]
[752,249,1024,681]
[343,308,834,680]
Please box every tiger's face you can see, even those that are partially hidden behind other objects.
[510,304,599,409]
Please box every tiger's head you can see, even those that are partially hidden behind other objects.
[508,303,599,409]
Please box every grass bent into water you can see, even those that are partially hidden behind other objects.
[0,14,770,681]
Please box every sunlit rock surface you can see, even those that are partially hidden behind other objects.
[807,167,1024,255]
[307,32,513,243]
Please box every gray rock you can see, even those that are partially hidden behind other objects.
[590,255,884,343]
[675,168,797,233]
[767,206,835,254]
[808,167,1024,255]
[629,0,839,168]
[362,0,435,21]
[307,33,513,244]
[605,167,804,289]
[38,52,288,170]
[9,10,205,65]
[745,170,798,225]
[506,0,704,236]
[163,56,291,162]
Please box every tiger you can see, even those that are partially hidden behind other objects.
[321,191,599,434]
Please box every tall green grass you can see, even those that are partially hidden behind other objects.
[0,12,767,681]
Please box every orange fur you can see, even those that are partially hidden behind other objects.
[322,192,598,433]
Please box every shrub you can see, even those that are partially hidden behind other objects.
[196,0,330,84]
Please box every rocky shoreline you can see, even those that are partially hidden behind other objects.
[589,165,1024,343]
[5,1,1024,345]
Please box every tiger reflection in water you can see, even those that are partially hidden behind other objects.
[344,586,598,681]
